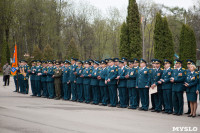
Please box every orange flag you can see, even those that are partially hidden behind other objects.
[11,44,18,75]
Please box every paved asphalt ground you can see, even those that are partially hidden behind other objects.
[0,76,200,133]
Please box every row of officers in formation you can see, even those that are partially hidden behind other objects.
[13,57,200,118]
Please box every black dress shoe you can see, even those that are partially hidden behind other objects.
[184,112,191,114]
[13,91,17,92]
[151,110,157,112]
[149,107,155,110]
[173,113,177,115]
[144,109,148,111]
[192,115,196,118]
[188,114,192,117]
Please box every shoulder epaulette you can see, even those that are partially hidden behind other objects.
[160,68,163,70]
[182,68,185,70]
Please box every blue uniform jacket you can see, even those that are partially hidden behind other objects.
[106,65,118,85]
[62,66,70,84]
[136,67,150,88]
[185,71,198,93]
[75,66,84,84]
[126,67,138,88]
[151,68,163,90]
[46,67,54,82]
[90,67,100,86]
[160,67,173,89]
[171,67,186,92]
[118,66,127,88]
[69,64,77,82]
[35,65,42,81]
[83,68,92,85]
[99,67,107,87]
[41,67,47,82]
[30,66,36,81]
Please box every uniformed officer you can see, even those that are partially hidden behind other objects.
[133,58,140,107]
[170,59,186,116]
[184,63,199,118]
[184,59,197,114]
[126,60,138,109]
[69,58,78,101]
[90,61,100,105]
[75,60,84,102]
[136,59,150,111]
[29,60,37,96]
[53,61,62,100]
[46,61,55,99]
[62,60,71,100]
[23,60,30,94]
[116,60,128,108]
[105,58,118,107]
[150,59,163,113]
[82,61,92,103]
[40,61,48,98]
[35,60,42,97]
[18,60,24,93]
[98,60,108,106]
[13,65,19,92]
[60,61,64,98]
[158,59,173,114]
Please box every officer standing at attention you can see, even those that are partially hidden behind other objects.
[136,59,150,111]
[184,59,196,114]
[133,58,140,107]
[170,59,186,116]
[29,60,37,96]
[35,60,42,97]
[150,59,163,113]
[69,58,78,101]
[126,60,138,109]
[82,61,92,103]
[105,58,118,107]
[184,63,199,118]
[23,60,30,94]
[53,61,62,100]
[90,61,100,105]
[116,60,128,108]
[46,61,55,99]
[98,60,108,106]
[18,60,24,93]
[62,60,71,100]
[158,59,173,114]
[40,61,48,98]
[75,60,84,102]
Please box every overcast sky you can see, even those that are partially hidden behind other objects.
[74,0,195,13]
